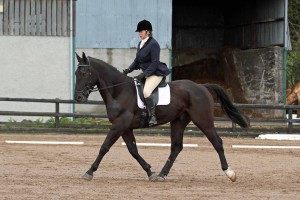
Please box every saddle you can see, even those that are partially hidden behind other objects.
[134,77,170,128]
[135,77,168,106]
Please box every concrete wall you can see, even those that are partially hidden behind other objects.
[223,47,284,117]
[74,48,171,114]
[171,47,284,118]
[0,36,71,121]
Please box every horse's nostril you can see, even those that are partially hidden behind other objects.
[76,96,82,102]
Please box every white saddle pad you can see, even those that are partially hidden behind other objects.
[135,80,171,109]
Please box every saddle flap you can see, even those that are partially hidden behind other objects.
[134,78,170,109]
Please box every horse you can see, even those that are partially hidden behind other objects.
[287,81,300,105]
[74,52,250,182]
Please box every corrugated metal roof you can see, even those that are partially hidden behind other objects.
[76,0,172,49]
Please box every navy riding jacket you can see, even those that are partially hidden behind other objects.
[128,37,170,77]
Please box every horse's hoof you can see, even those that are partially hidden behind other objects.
[224,167,236,182]
[83,173,93,181]
[148,173,157,181]
[149,173,165,182]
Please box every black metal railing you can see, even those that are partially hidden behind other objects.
[0,97,300,134]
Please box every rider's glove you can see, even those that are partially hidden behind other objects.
[123,68,131,76]
[135,73,145,81]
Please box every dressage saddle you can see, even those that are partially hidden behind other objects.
[135,76,167,105]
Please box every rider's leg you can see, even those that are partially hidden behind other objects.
[144,95,157,126]
[143,75,163,126]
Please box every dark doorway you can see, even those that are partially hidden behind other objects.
[172,0,228,87]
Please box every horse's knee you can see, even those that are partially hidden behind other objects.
[213,142,224,152]
[172,144,183,154]
[99,145,110,155]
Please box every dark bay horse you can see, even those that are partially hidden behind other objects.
[75,52,249,182]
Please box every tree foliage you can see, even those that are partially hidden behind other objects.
[287,0,300,87]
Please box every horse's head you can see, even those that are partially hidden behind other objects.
[74,52,97,103]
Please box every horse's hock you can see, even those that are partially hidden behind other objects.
[172,47,285,118]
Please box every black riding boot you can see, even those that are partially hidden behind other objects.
[145,95,157,126]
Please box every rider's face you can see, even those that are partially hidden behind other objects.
[139,30,148,40]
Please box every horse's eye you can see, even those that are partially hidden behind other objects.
[78,68,89,78]
[82,71,89,78]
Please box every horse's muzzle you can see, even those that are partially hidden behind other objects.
[75,93,88,103]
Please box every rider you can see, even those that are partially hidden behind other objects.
[123,19,170,126]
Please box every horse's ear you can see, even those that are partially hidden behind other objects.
[75,52,81,62]
[82,52,88,63]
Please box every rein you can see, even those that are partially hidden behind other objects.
[76,63,134,94]
[90,80,134,92]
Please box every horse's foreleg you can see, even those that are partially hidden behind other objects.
[152,115,190,182]
[155,140,183,181]
[122,130,154,178]
[83,129,121,181]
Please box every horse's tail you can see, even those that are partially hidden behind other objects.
[203,84,250,128]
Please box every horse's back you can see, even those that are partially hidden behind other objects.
[163,80,215,126]
[168,79,211,94]
[168,79,214,105]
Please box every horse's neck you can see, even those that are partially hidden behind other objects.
[98,89,112,105]
[92,60,127,104]
[97,78,123,104]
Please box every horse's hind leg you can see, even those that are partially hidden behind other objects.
[122,130,154,178]
[192,116,236,182]
[152,114,191,182]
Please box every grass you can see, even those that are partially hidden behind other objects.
[2,117,299,136]
[2,117,112,129]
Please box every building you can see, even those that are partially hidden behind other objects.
[76,0,290,117]
[0,0,290,121]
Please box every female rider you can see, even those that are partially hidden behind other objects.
[123,19,170,126]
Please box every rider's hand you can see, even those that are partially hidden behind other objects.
[135,73,145,81]
[123,68,131,76]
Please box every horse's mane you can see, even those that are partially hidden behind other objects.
[88,56,122,75]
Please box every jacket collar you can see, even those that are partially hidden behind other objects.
[138,37,153,51]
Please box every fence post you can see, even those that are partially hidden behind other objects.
[55,98,60,128]
[288,108,293,134]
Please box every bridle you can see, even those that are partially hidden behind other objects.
[75,63,134,97]
[75,64,95,98]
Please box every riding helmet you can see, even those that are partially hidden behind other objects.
[135,19,152,32]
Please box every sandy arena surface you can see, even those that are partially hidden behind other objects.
[0,133,299,200]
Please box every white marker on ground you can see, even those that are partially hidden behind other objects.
[232,145,300,149]
[5,140,84,145]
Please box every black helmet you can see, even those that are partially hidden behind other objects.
[135,20,152,32]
